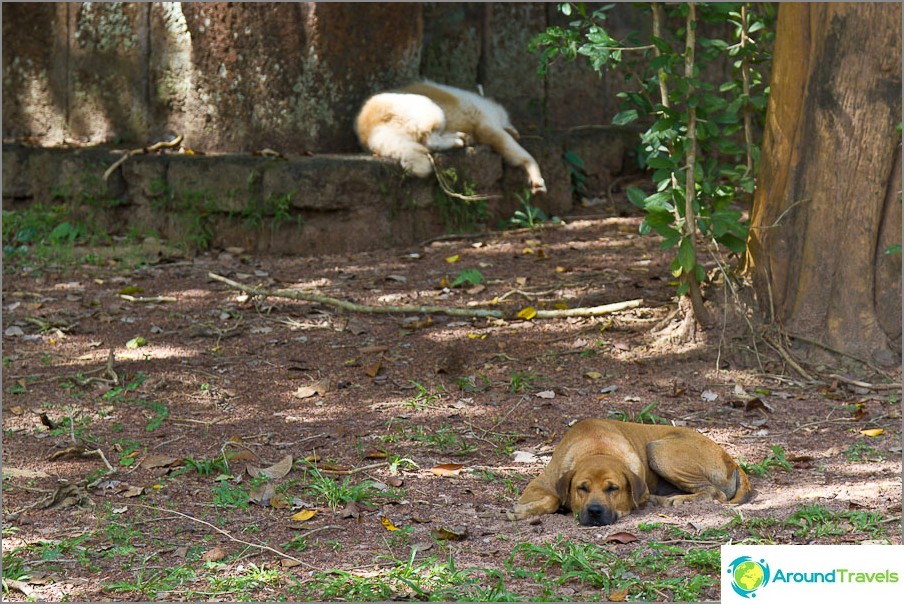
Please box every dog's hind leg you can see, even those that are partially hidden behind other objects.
[645,435,751,507]
[426,130,468,151]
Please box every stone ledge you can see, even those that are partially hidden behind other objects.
[2,127,635,255]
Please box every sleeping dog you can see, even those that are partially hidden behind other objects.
[355,81,546,193]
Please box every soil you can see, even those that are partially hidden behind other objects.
[2,210,901,602]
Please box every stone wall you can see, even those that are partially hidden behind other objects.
[2,2,647,153]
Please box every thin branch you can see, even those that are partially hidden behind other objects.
[132,504,319,570]
[208,272,643,320]
[103,132,184,183]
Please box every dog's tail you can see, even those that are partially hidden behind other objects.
[729,465,753,504]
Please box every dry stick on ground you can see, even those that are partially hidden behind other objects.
[132,504,320,570]
[207,272,643,320]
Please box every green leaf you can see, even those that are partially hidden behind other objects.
[126,336,148,349]
[626,187,648,209]
[612,110,639,126]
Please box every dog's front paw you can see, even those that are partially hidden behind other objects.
[531,178,547,194]
[401,155,433,178]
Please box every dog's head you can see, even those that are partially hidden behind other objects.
[556,455,649,526]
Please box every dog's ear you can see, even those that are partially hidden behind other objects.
[555,470,576,505]
[626,470,649,508]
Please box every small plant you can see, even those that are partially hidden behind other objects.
[508,369,546,393]
[455,374,491,393]
[301,460,397,511]
[844,440,887,462]
[451,268,485,288]
[184,455,230,476]
[211,481,249,509]
[741,445,792,477]
[508,190,559,230]
[606,401,668,424]
[408,381,446,409]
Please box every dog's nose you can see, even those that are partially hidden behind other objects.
[582,503,615,526]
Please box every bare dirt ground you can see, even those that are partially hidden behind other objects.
[2,210,901,601]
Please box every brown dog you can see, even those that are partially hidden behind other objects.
[510,419,752,526]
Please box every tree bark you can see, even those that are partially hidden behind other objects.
[744,3,902,368]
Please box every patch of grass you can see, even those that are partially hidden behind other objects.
[105,562,196,599]
[211,481,250,509]
[382,420,477,456]
[844,440,887,462]
[309,553,517,602]
[184,455,230,476]
[740,445,792,478]
[512,536,717,601]
[300,460,400,511]
[140,399,169,432]
[205,562,281,597]
[785,504,888,541]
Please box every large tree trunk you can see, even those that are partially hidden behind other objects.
[744,3,902,369]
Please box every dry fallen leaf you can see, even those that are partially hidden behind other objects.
[141,455,183,470]
[517,306,537,320]
[260,455,294,480]
[608,587,630,602]
[120,485,144,498]
[603,531,638,544]
[430,525,468,541]
[429,463,465,477]
[202,547,227,562]
[291,509,317,522]
[364,362,382,378]
[860,428,884,437]
[380,516,401,531]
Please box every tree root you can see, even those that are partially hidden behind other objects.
[207,272,643,320]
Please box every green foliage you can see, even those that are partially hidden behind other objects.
[740,445,792,477]
[300,460,399,511]
[532,2,775,296]
[451,268,485,288]
[607,401,669,424]
[562,150,589,199]
[508,190,560,229]
[433,168,490,233]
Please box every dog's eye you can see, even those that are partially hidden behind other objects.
[606,484,620,493]
[577,484,590,493]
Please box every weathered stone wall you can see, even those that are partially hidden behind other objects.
[2,2,647,153]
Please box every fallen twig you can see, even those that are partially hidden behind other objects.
[208,272,643,320]
[318,461,389,476]
[119,294,178,304]
[132,504,319,569]
[827,373,902,392]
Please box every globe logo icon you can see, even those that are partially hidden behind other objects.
[727,556,770,598]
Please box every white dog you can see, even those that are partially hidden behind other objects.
[355,81,546,193]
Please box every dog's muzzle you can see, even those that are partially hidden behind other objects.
[579,503,618,526]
